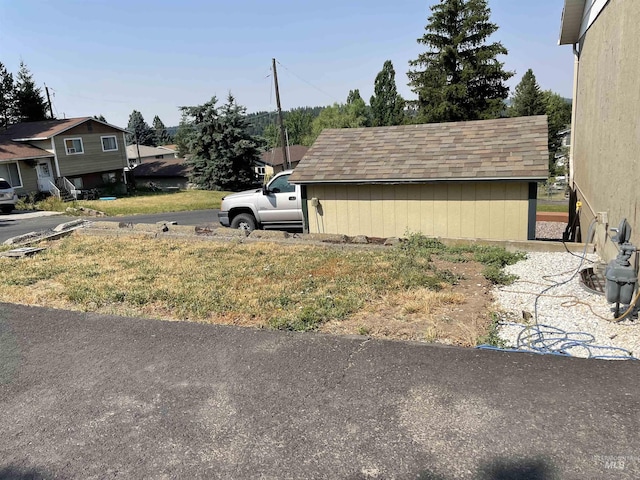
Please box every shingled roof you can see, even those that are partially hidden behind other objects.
[289,116,549,184]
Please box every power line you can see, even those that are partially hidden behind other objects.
[276,60,340,104]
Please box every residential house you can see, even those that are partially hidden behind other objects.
[256,145,309,182]
[0,117,129,196]
[131,156,191,190]
[126,144,179,168]
[289,116,548,241]
[559,0,639,260]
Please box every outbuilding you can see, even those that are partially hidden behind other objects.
[288,116,548,241]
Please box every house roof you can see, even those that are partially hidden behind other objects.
[132,156,190,178]
[0,136,53,162]
[2,117,128,141]
[126,144,177,159]
[559,0,587,45]
[260,145,309,167]
[289,116,549,184]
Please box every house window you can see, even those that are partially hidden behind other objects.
[102,172,117,184]
[64,138,84,155]
[0,162,22,188]
[155,154,164,159]
[255,166,266,175]
[71,177,84,189]
[101,135,118,152]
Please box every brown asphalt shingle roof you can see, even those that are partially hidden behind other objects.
[0,135,53,161]
[289,116,549,184]
[1,117,127,140]
[260,145,309,167]
[132,157,191,178]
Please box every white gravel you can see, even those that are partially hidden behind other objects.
[491,250,640,360]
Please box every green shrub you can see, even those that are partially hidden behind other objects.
[477,313,507,347]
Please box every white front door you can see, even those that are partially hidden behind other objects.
[36,159,55,192]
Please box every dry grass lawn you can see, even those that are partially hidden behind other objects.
[0,234,514,346]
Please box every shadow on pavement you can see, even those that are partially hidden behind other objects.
[411,457,558,480]
[0,466,53,480]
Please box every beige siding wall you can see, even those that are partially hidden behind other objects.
[16,161,39,193]
[573,0,640,259]
[54,133,128,177]
[306,182,530,240]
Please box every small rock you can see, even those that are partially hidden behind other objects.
[384,237,401,246]
[351,235,370,244]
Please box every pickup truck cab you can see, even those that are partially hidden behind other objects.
[218,170,303,231]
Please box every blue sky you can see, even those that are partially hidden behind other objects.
[0,0,573,128]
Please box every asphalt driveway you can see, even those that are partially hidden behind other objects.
[1,303,639,479]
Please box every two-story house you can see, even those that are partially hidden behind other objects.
[0,117,129,197]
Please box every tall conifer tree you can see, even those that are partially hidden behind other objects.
[14,62,47,122]
[370,60,405,126]
[408,0,513,122]
[509,69,545,117]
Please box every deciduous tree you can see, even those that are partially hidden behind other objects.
[370,61,405,126]
[407,0,513,123]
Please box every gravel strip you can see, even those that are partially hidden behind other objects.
[535,221,566,240]
[491,250,640,360]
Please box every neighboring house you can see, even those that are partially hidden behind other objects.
[289,116,548,241]
[0,117,129,196]
[126,144,178,168]
[257,145,309,181]
[559,0,639,260]
[131,156,191,189]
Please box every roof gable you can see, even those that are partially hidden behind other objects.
[260,145,309,167]
[4,117,127,141]
[289,116,549,184]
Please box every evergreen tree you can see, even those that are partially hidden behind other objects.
[407,0,513,123]
[152,115,172,145]
[370,60,405,126]
[346,89,370,127]
[14,61,47,122]
[509,69,545,117]
[183,94,259,191]
[174,117,194,157]
[93,114,107,122]
[543,90,572,174]
[0,62,15,128]
[126,110,155,145]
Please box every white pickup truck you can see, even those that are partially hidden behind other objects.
[217,170,303,231]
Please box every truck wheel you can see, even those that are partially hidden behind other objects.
[1,205,13,214]
[231,213,256,232]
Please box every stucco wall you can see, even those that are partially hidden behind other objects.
[573,0,640,260]
[306,182,531,240]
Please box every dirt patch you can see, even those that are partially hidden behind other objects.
[320,258,493,346]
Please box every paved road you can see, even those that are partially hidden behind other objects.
[0,210,220,244]
[1,303,638,479]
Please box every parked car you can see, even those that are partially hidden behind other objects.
[218,170,303,231]
[0,178,18,214]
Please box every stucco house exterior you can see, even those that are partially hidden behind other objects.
[0,117,129,197]
[559,0,639,261]
[289,116,548,241]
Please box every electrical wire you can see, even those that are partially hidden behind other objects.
[478,219,639,360]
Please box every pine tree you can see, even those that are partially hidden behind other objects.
[509,69,545,117]
[0,62,15,128]
[370,60,405,126]
[183,94,259,191]
[152,115,172,145]
[94,114,107,122]
[126,110,155,146]
[543,90,572,174]
[14,61,48,122]
[407,0,513,123]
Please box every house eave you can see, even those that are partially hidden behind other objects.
[0,153,54,162]
[558,0,587,45]
[291,176,548,185]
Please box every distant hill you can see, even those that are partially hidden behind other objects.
[167,105,326,140]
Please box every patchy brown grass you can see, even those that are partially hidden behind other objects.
[0,234,499,346]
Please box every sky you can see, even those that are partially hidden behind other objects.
[0,0,574,129]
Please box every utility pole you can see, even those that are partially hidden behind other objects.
[44,84,54,119]
[272,58,290,170]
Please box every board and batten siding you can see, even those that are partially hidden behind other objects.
[53,133,128,177]
[306,182,531,240]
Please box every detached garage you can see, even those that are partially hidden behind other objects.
[288,116,548,241]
